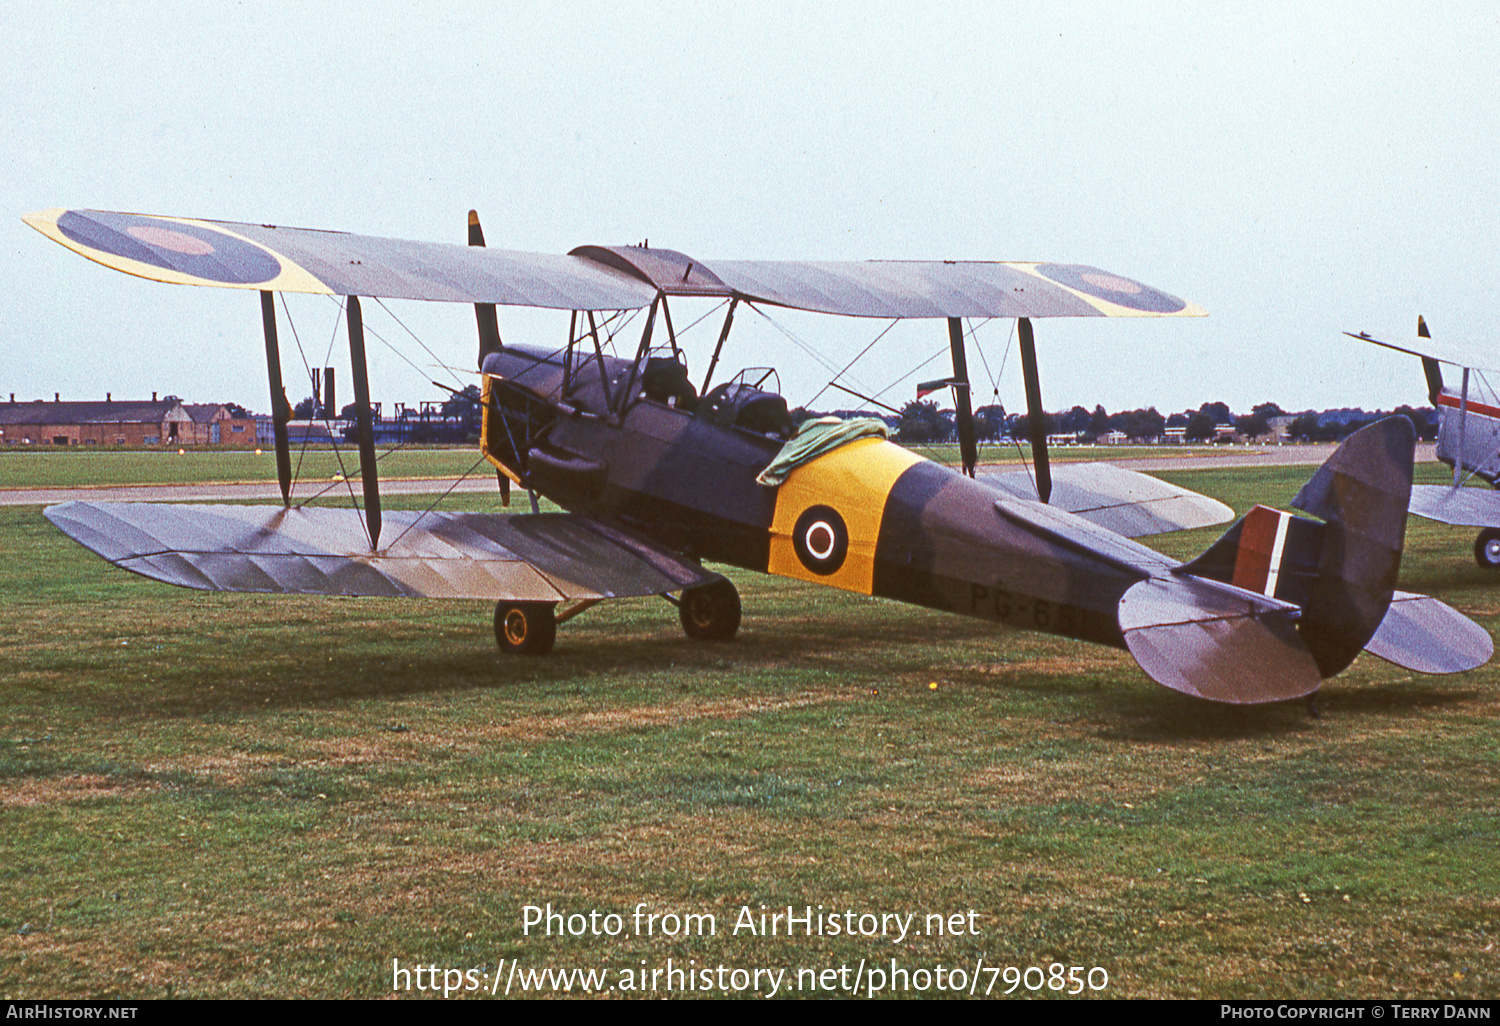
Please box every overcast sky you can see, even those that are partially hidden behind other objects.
[3,1,1496,419]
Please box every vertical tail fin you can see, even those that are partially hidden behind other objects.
[1286,415,1414,675]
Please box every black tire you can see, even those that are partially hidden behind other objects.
[1475,529,1500,569]
[493,602,557,655]
[678,579,741,641]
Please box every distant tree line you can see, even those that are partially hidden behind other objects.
[1284,406,1436,443]
[279,387,1436,448]
[792,398,1438,446]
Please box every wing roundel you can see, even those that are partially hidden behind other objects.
[26,208,330,294]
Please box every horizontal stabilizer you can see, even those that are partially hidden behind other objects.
[981,462,1233,537]
[44,502,716,601]
[1364,591,1493,674]
[1407,484,1500,528]
[1117,576,1322,703]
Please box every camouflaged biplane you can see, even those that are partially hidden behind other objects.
[1351,317,1500,569]
[24,208,1492,706]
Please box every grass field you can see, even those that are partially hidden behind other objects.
[0,441,1300,490]
[0,447,489,490]
[0,451,1496,999]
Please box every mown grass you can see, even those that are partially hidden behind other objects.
[0,455,1496,999]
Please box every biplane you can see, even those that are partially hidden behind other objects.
[1351,317,1500,568]
[23,208,1492,705]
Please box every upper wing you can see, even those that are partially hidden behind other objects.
[1346,329,1500,373]
[979,462,1234,537]
[25,208,1202,319]
[23,209,660,311]
[43,502,718,600]
[704,259,1204,319]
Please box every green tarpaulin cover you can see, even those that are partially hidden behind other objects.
[755,417,890,487]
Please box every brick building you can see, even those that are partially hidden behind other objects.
[0,395,256,446]
[181,404,257,445]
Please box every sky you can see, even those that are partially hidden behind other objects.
[3,1,1497,420]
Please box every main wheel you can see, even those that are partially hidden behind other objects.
[493,602,557,655]
[678,579,741,641]
[1474,529,1500,569]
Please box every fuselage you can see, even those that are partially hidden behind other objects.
[1435,384,1500,483]
[482,345,1145,650]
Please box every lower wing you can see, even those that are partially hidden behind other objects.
[979,462,1234,537]
[44,502,718,600]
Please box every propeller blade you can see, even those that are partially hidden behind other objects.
[468,210,503,367]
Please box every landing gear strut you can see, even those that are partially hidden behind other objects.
[678,579,741,641]
[494,602,557,655]
[1474,528,1500,569]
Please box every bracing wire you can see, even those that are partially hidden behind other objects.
[277,293,362,515]
[872,345,950,402]
[968,318,1004,402]
[275,292,319,495]
[290,440,416,510]
[370,297,471,393]
[320,303,342,376]
[961,317,1011,468]
[671,298,732,340]
[266,293,566,552]
[804,319,901,410]
[744,303,878,400]
[380,453,495,551]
